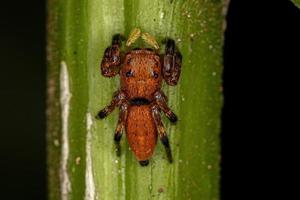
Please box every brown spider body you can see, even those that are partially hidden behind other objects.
[121,50,161,161]
[97,33,182,166]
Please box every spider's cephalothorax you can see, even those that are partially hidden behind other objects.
[96,29,182,166]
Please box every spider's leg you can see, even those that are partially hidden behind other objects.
[162,38,182,86]
[114,102,129,156]
[151,104,173,163]
[101,34,126,77]
[96,91,126,119]
[154,90,178,123]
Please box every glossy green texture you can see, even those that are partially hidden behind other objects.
[47,0,225,199]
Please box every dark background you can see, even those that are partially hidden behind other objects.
[0,0,299,199]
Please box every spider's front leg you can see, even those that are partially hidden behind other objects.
[151,104,173,163]
[154,90,178,123]
[162,39,182,86]
[114,102,128,156]
[101,34,125,77]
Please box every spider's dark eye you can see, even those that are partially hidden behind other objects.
[126,70,133,77]
[152,71,159,79]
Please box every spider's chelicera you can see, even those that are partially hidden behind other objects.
[96,29,182,166]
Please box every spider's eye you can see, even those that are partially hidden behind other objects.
[126,70,134,77]
[152,71,159,79]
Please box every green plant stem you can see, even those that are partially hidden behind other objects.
[47,0,227,199]
[292,0,300,8]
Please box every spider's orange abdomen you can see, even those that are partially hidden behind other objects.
[126,105,157,161]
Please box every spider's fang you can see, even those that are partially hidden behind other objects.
[126,28,141,47]
[141,32,160,50]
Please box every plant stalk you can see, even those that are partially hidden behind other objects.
[47,0,227,199]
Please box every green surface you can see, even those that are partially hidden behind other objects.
[47,0,226,199]
[292,0,300,8]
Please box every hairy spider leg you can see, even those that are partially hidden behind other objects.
[114,102,129,156]
[96,91,126,119]
[154,90,178,123]
[152,105,173,163]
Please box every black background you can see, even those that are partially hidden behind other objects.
[0,0,299,199]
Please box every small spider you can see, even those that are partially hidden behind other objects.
[96,29,182,166]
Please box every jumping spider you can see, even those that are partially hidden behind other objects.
[96,29,182,166]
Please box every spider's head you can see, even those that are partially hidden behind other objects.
[120,49,162,100]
